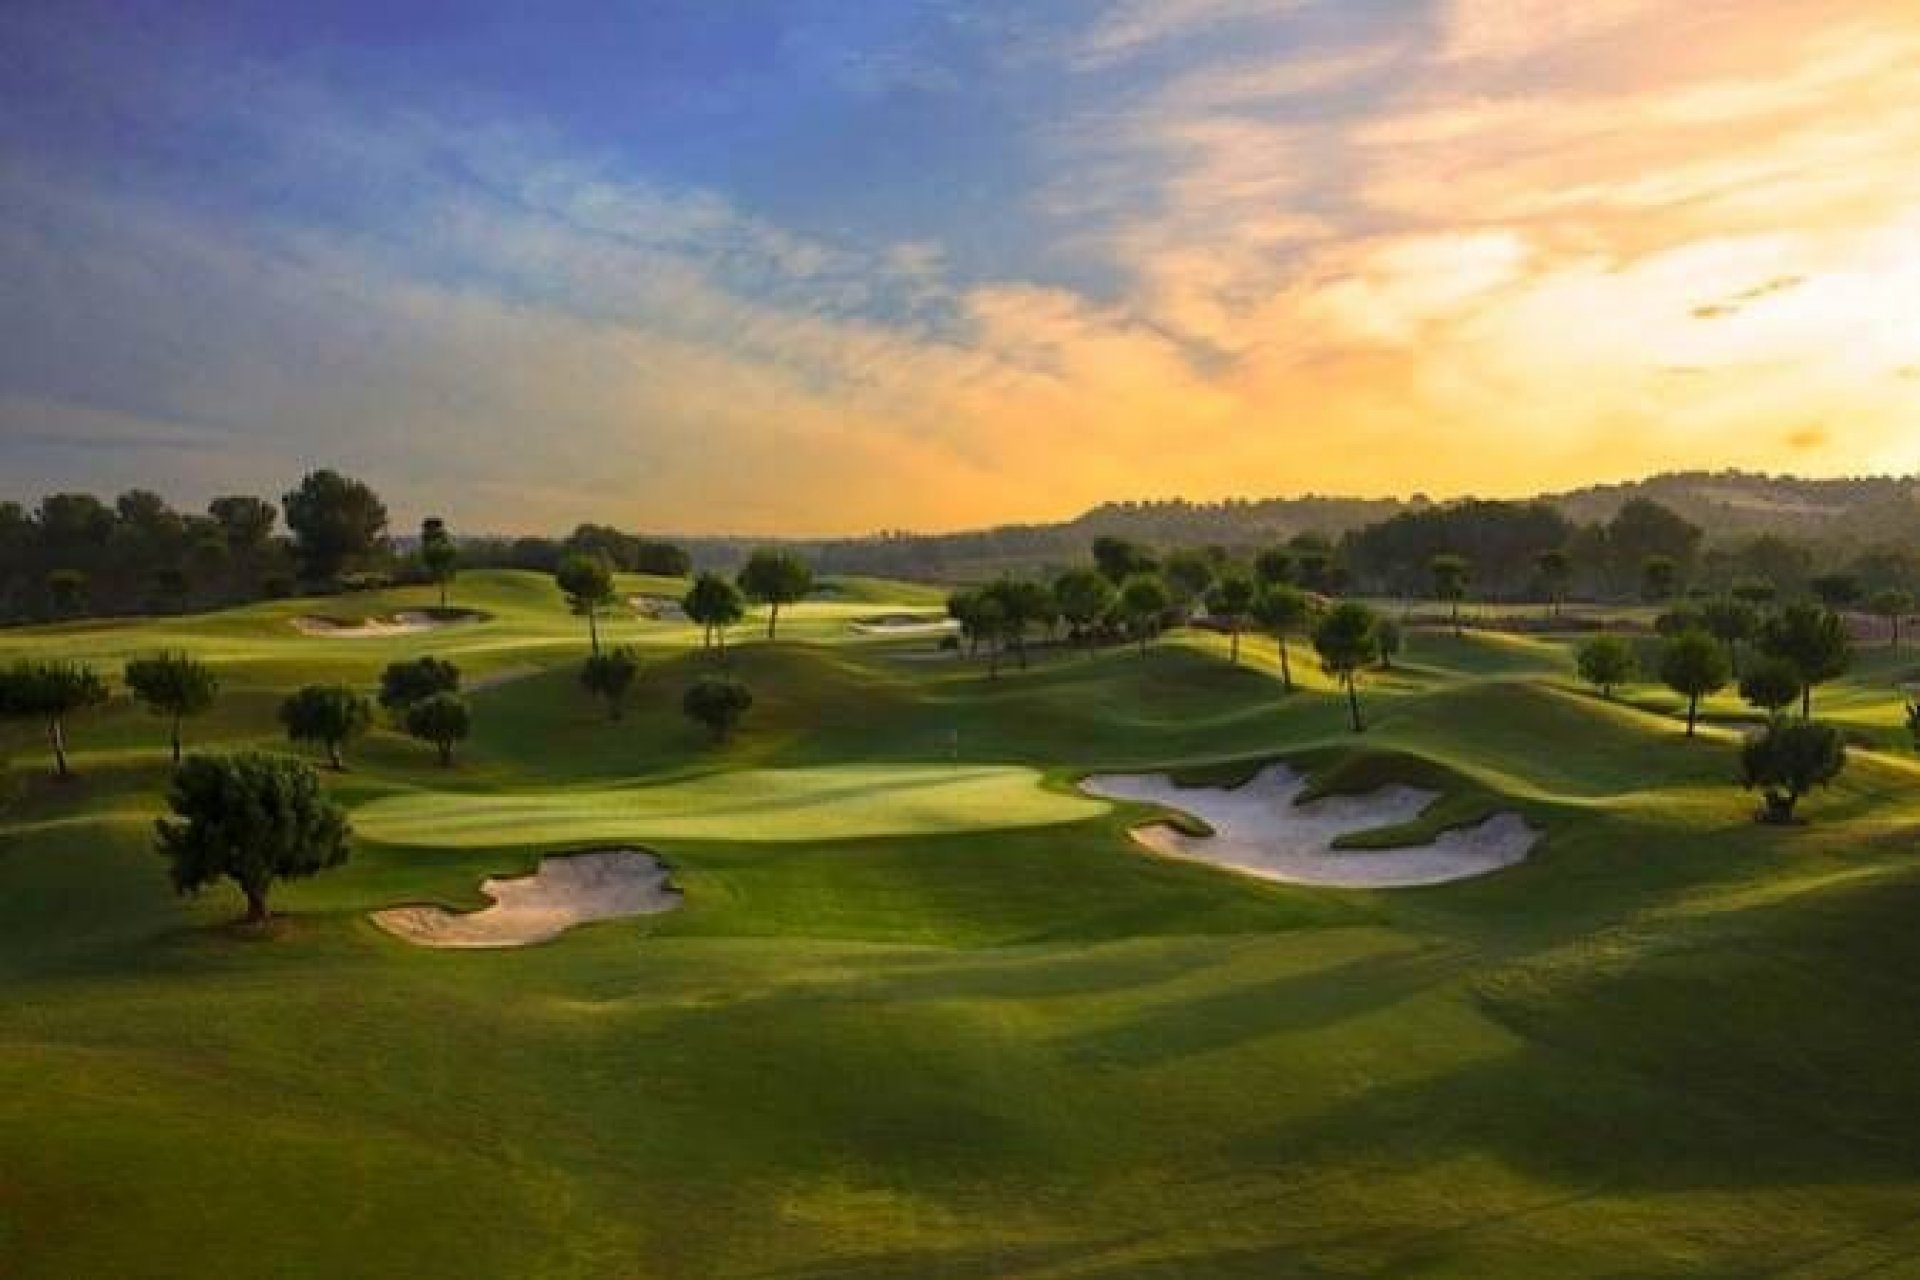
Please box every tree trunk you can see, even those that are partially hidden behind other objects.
[438,740,453,766]
[1762,789,1797,824]
[1801,684,1813,720]
[170,715,183,765]
[1277,636,1293,691]
[1345,677,1365,733]
[1685,694,1698,737]
[48,716,69,779]
[327,740,344,771]
[767,601,780,641]
[243,884,270,924]
[1017,636,1028,670]
[439,579,449,610]
[1452,599,1462,638]
[1230,629,1241,665]
[587,608,601,656]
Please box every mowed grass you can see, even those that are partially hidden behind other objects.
[2,570,1919,1278]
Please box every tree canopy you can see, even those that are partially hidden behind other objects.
[281,470,388,581]
[737,548,814,640]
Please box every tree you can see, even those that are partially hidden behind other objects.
[684,675,753,742]
[1701,597,1758,674]
[579,646,641,720]
[555,553,617,654]
[1576,635,1636,700]
[378,656,460,711]
[1376,618,1402,670]
[1536,548,1571,618]
[682,572,745,655]
[1731,576,1777,610]
[1757,603,1851,719]
[946,587,993,660]
[1659,630,1729,738]
[981,578,1053,670]
[1429,553,1469,636]
[1253,583,1310,691]
[1738,656,1802,716]
[208,495,277,556]
[1907,698,1919,752]
[155,752,350,924]
[1314,602,1380,732]
[404,693,470,766]
[279,685,372,770]
[1092,536,1156,586]
[1605,499,1701,591]
[1642,554,1681,603]
[1163,549,1217,618]
[281,470,388,581]
[1869,588,1914,649]
[0,661,110,779]
[1117,573,1171,655]
[1741,718,1846,824]
[1054,568,1116,652]
[419,517,458,608]
[123,651,219,764]
[46,568,87,616]
[1655,604,1705,639]
[1205,572,1256,664]
[737,548,813,640]
[1809,572,1861,612]
[1253,547,1294,588]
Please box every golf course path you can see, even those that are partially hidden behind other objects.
[371,849,681,948]
[1082,764,1539,888]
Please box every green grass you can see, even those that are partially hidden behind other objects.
[2,582,1919,1278]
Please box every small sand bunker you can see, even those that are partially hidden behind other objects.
[630,594,688,622]
[372,849,681,948]
[1081,765,1537,889]
[849,613,961,638]
[293,609,486,638]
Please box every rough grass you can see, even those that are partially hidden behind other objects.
[1,581,1918,1278]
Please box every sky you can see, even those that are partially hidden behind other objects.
[3,0,1918,534]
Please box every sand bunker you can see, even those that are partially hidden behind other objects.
[372,849,681,948]
[1081,765,1537,889]
[849,613,961,638]
[630,594,688,622]
[293,609,486,638]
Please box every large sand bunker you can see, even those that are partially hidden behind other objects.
[372,849,681,948]
[293,609,487,638]
[1081,765,1538,888]
[849,613,960,639]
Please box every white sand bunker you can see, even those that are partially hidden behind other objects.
[630,594,688,622]
[293,609,486,638]
[372,849,681,948]
[849,613,961,638]
[1081,765,1538,889]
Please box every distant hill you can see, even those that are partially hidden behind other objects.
[656,471,1919,582]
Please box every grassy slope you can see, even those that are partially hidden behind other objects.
[1,572,1918,1278]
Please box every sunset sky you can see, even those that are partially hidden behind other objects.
[3,0,1918,533]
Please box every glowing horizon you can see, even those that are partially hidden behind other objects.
[3,1,1918,535]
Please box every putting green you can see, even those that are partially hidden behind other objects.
[353,763,1104,847]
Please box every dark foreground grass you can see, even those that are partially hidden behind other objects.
[2,574,1918,1278]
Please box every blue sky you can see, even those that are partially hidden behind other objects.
[4,0,1917,532]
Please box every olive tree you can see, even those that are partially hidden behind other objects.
[682,572,745,655]
[280,685,372,770]
[1701,598,1758,675]
[123,651,219,764]
[555,553,617,654]
[155,752,350,924]
[0,661,110,778]
[1575,635,1636,700]
[737,548,813,640]
[684,675,752,742]
[1659,629,1730,738]
[1740,718,1846,824]
[378,656,460,711]
[1757,603,1851,718]
[404,693,471,766]
[1313,601,1380,733]
[580,646,641,720]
